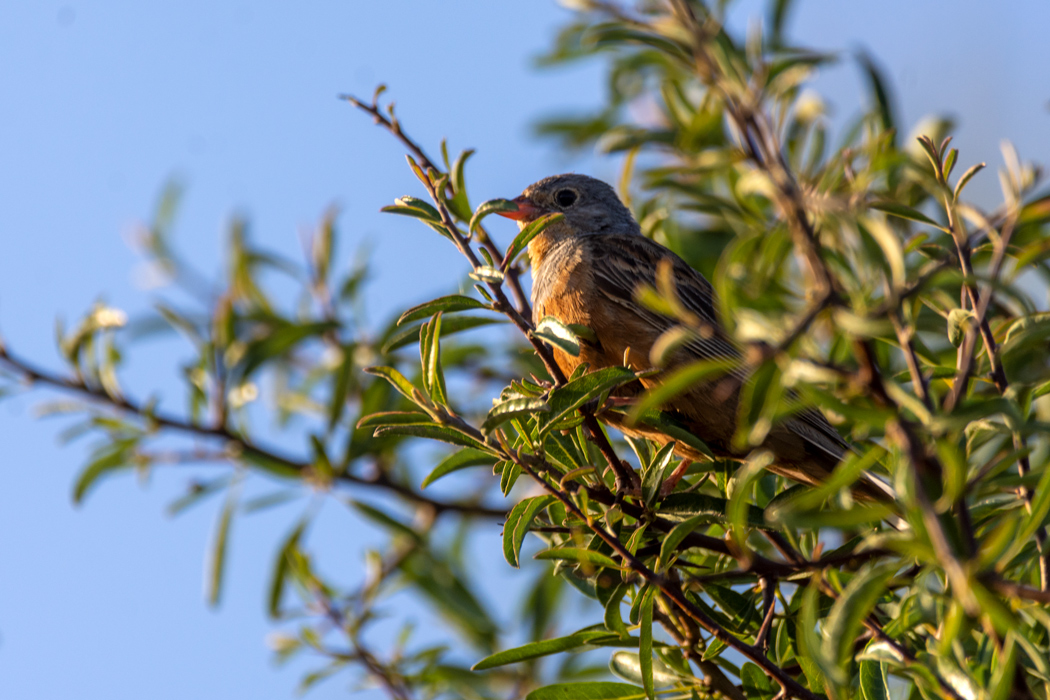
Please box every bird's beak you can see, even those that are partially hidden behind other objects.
[497,195,541,222]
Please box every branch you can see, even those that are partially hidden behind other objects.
[0,345,506,520]
[340,92,534,321]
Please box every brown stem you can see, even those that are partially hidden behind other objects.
[513,455,818,700]
[340,92,534,321]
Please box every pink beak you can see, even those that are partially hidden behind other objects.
[497,195,541,222]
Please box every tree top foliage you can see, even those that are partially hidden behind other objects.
[3,1,1050,699]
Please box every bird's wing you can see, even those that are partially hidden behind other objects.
[584,233,743,367]
[587,233,851,458]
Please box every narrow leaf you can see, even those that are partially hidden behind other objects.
[469,198,519,236]
[503,495,556,568]
[422,448,496,488]
[397,295,490,325]
[503,213,564,269]
[525,682,646,700]
[534,316,582,357]
[473,629,617,670]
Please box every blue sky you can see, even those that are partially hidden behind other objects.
[0,2,1047,699]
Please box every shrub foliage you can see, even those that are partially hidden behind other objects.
[3,1,1050,699]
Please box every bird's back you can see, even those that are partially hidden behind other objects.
[530,230,863,490]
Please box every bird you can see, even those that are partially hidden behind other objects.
[497,173,887,498]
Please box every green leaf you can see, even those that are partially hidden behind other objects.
[603,582,630,638]
[661,492,765,528]
[625,358,739,425]
[740,663,776,700]
[639,587,655,700]
[503,495,556,568]
[858,50,896,139]
[327,343,354,431]
[448,148,475,220]
[822,562,896,682]
[859,659,890,700]
[267,518,307,619]
[657,513,708,571]
[535,547,619,569]
[383,196,441,221]
[642,441,677,508]
[374,424,487,450]
[953,162,986,202]
[469,198,519,236]
[727,451,773,553]
[364,366,419,401]
[525,682,646,700]
[870,201,943,229]
[798,582,832,691]
[539,366,638,435]
[399,549,498,650]
[608,651,683,689]
[241,449,302,480]
[469,265,505,284]
[397,295,490,325]
[421,312,448,405]
[350,500,421,541]
[421,448,496,488]
[207,490,236,607]
[356,411,433,428]
[72,440,136,504]
[503,213,564,269]
[947,308,974,347]
[472,628,617,670]
[382,315,504,353]
[483,397,550,434]
[239,321,338,379]
[628,409,714,459]
[534,316,582,357]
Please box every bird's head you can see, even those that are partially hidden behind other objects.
[497,173,640,237]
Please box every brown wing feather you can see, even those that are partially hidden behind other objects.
[582,234,852,465]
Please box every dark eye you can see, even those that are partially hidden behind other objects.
[555,189,578,207]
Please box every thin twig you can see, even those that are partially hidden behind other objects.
[0,345,506,519]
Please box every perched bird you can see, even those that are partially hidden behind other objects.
[498,173,882,496]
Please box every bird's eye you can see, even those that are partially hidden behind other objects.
[554,189,578,207]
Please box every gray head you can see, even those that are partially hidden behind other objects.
[497,174,641,236]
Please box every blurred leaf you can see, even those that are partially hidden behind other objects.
[822,562,896,683]
[870,202,942,229]
[207,489,236,607]
[947,308,974,347]
[267,518,307,619]
[72,439,137,504]
[625,358,738,424]
[857,50,896,141]
[350,500,421,542]
[239,321,338,380]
